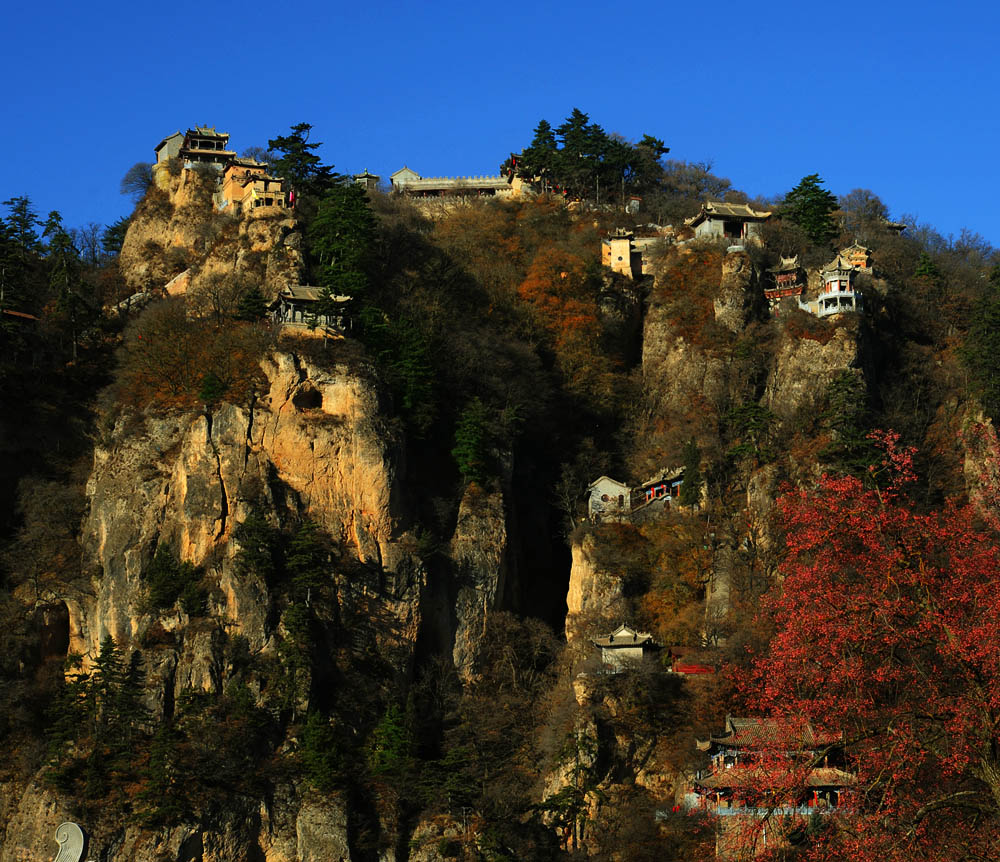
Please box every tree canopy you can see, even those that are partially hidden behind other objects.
[745,433,1000,861]
[267,123,337,199]
[782,174,839,246]
[508,109,668,204]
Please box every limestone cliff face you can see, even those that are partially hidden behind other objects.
[77,349,420,678]
[448,485,509,679]
[713,249,758,333]
[764,320,864,423]
[564,532,626,643]
[0,781,351,862]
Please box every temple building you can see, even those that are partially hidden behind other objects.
[765,256,805,311]
[592,624,660,670]
[600,228,661,279]
[690,716,854,857]
[685,202,772,244]
[270,286,351,334]
[220,159,288,213]
[805,254,864,317]
[155,126,237,172]
[586,475,632,522]
[840,242,873,271]
[389,166,527,198]
[354,169,381,192]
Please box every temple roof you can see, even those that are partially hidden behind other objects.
[639,466,684,489]
[227,158,269,171]
[685,201,772,227]
[587,475,630,492]
[592,623,659,648]
[822,254,856,275]
[769,255,801,273]
[278,286,351,303]
[695,765,855,790]
[154,131,183,152]
[696,715,837,752]
[187,126,229,140]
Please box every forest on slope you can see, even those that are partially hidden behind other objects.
[1,114,1000,860]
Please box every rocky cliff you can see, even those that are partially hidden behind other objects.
[119,167,302,301]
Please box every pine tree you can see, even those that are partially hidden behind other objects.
[517,120,559,190]
[451,397,493,485]
[367,703,412,777]
[286,520,329,599]
[307,182,376,305]
[235,285,268,321]
[679,438,702,507]
[267,123,337,199]
[101,216,130,258]
[301,709,342,791]
[782,174,839,246]
[818,370,880,477]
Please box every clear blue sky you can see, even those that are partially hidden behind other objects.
[4,0,999,246]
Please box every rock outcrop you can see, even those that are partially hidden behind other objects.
[448,485,510,679]
[119,168,303,300]
[77,348,420,678]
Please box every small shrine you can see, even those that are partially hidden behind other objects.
[178,126,237,170]
[220,159,288,213]
[685,201,772,244]
[354,169,381,192]
[765,255,805,311]
[841,242,873,271]
[592,623,661,670]
[815,254,863,317]
[271,286,351,333]
[586,475,632,522]
[637,469,684,509]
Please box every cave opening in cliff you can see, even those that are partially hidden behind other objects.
[292,383,323,410]
[37,601,70,661]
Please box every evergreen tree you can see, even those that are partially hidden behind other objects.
[143,545,201,610]
[307,183,376,305]
[235,285,268,321]
[451,397,493,485]
[782,174,839,246]
[140,723,190,825]
[91,634,125,741]
[367,703,412,777]
[45,213,90,360]
[267,123,337,199]
[554,108,610,200]
[679,438,702,507]
[301,709,343,791]
[102,216,131,258]
[962,263,1000,420]
[285,520,329,599]
[516,119,559,191]
[233,511,283,586]
[818,370,880,477]
[3,196,42,258]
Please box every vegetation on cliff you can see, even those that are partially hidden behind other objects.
[2,114,1000,859]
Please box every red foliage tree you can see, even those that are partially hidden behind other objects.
[744,433,1000,860]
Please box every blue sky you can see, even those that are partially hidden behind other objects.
[4,0,999,246]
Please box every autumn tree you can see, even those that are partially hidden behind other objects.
[745,433,1000,861]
